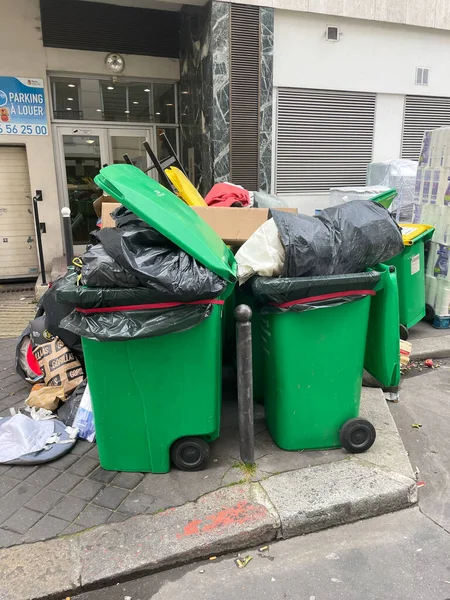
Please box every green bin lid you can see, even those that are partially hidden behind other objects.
[94,164,236,283]
[370,188,398,209]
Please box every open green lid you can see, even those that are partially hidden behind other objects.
[94,164,236,283]
[370,188,398,209]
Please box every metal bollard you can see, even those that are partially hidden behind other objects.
[61,207,74,267]
[235,304,254,465]
[33,192,46,286]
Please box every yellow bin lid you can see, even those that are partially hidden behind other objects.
[399,223,435,245]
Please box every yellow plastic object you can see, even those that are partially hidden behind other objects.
[400,223,434,246]
[165,166,207,207]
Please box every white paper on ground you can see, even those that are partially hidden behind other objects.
[0,414,55,462]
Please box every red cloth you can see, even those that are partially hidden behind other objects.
[204,183,250,207]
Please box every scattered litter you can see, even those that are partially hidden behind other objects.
[26,407,55,421]
[331,578,343,583]
[235,556,253,569]
[259,546,269,552]
[209,556,217,561]
[384,391,399,403]
[124,596,132,600]
[271,577,276,582]
[199,570,205,574]
[417,481,426,488]
[412,423,422,428]
[400,340,412,368]
[326,553,340,560]
[401,359,442,375]
[416,548,422,552]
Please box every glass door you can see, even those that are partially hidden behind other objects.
[107,128,153,171]
[55,126,108,246]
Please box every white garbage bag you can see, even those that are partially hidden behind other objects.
[0,414,54,463]
[235,218,285,285]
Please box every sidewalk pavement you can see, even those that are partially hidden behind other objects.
[0,285,36,339]
[409,320,450,360]
[0,341,417,599]
[0,313,448,598]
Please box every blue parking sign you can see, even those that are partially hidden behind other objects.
[0,77,48,136]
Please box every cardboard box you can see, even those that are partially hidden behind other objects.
[93,193,120,218]
[100,202,297,245]
[101,202,122,228]
[190,206,297,245]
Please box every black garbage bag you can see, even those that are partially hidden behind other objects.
[37,271,84,362]
[57,283,183,308]
[82,244,141,288]
[57,379,87,426]
[249,271,381,314]
[82,222,227,301]
[15,325,43,382]
[61,303,215,341]
[271,201,403,277]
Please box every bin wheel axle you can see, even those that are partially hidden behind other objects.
[170,437,210,471]
[399,324,409,341]
[340,418,376,454]
[424,303,435,323]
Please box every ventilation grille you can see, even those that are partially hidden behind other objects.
[40,0,180,58]
[230,4,260,190]
[402,95,450,160]
[276,88,376,194]
[415,67,429,86]
[326,26,339,41]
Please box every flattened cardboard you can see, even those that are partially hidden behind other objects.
[101,202,120,228]
[93,193,119,218]
[100,202,297,245]
[191,206,297,245]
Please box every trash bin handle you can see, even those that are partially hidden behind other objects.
[270,289,376,309]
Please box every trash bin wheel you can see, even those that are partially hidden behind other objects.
[170,437,210,471]
[340,418,376,454]
[399,324,409,341]
[424,303,435,323]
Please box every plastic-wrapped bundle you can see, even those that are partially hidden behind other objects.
[366,159,418,222]
[271,201,403,278]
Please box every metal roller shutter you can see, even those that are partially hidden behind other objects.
[230,4,260,190]
[401,95,450,161]
[0,147,38,279]
[276,88,376,194]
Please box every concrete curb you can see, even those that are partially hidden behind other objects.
[410,335,450,360]
[0,389,417,600]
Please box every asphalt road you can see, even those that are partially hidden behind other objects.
[75,359,450,600]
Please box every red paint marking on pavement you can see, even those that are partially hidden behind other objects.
[176,501,268,540]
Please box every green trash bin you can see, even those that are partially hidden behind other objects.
[384,224,435,338]
[63,164,236,474]
[250,267,400,452]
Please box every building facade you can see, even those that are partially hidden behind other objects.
[2,0,450,279]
